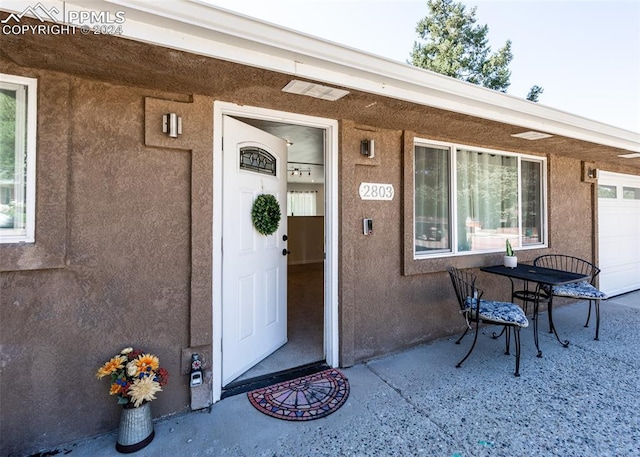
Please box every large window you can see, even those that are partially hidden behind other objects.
[0,75,37,244]
[414,140,546,258]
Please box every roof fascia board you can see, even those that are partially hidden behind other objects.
[5,0,639,152]
[109,0,640,152]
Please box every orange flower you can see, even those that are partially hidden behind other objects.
[97,349,168,406]
[96,356,127,379]
[134,353,159,376]
[109,383,122,396]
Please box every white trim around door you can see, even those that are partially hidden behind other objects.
[212,101,339,402]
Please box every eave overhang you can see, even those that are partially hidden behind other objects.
[3,0,639,153]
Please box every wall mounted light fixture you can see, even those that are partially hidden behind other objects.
[581,161,597,182]
[360,139,375,158]
[162,113,182,138]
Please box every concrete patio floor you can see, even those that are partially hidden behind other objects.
[51,291,639,457]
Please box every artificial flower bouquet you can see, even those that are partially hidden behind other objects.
[97,347,169,407]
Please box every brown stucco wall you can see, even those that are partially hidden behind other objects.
[0,62,198,455]
[338,122,461,365]
[336,124,603,366]
[548,156,595,254]
[1,15,639,456]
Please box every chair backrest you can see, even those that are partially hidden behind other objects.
[533,254,601,284]
[447,266,483,311]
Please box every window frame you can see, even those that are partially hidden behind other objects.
[0,74,37,244]
[412,137,547,260]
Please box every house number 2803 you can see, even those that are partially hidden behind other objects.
[358,182,394,201]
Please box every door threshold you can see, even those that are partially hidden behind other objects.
[221,361,329,399]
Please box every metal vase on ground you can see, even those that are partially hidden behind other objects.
[116,401,155,453]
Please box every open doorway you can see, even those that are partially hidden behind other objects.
[212,102,339,402]
[230,116,326,383]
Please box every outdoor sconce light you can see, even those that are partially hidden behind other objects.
[582,161,598,182]
[360,139,375,158]
[162,113,182,138]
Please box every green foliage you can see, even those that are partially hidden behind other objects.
[456,153,518,229]
[411,0,513,92]
[410,0,542,100]
[526,85,544,102]
[251,194,281,236]
[506,239,514,256]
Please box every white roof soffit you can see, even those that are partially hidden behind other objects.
[5,0,639,152]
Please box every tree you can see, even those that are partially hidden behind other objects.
[526,85,544,102]
[410,0,542,100]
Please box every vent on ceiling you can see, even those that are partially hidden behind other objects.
[510,131,553,140]
[282,80,349,101]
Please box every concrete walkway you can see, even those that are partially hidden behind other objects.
[55,292,640,457]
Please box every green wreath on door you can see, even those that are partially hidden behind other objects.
[251,194,281,236]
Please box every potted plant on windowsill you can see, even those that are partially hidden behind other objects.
[504,239,517,268]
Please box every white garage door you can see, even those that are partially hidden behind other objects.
[598,171,640,297]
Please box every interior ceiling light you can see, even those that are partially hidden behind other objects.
[510,131,553,140]
[618,153,640,158]
[282,80,349,101]
[288,167,311,176]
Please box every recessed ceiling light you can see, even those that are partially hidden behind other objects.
[618,153,640,158]
[282,80,349,101]
[511,131,553,140]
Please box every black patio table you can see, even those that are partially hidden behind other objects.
[480,263,590,357]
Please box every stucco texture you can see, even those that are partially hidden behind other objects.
[0,64,194,455]
[1,12,639,456]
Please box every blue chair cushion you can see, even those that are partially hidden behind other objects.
[464,298,529,327]
[549,281,607,299]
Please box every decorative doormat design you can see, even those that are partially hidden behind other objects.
[247,368,349,421]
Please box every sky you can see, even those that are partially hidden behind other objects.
[202,0,640,133]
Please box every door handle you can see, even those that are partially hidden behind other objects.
[282,249,291,256]
[282,234,288,241]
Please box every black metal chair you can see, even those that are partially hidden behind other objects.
[533,255,607,340]
[447,267,529,376]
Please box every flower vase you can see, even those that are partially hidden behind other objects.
[116,402,155,453]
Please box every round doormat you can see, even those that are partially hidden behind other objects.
[247,368,349,421]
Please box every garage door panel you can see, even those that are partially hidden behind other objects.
[600,267,639,297]
[598,171,640,297]
[598,237,639,268]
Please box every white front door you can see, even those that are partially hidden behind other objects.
[222,116,288,385]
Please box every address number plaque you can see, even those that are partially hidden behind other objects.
[358,182,394,201]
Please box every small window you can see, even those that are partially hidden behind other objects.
[239,146,276,176]
[598,185,617,199]
[0,75,37,244]
[414,144,450,253]
[521,160,543,245]
[287,191,317,216]
[623,186,640,200]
